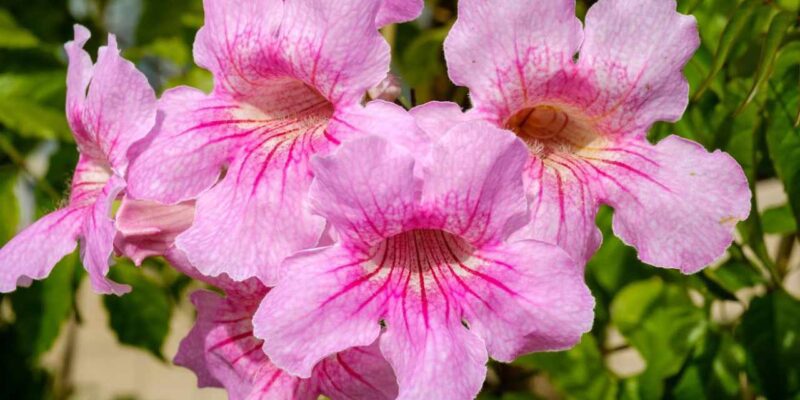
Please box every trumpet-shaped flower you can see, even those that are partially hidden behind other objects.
[254,121,594,399]
[444,0,751,272]
[126,0,416,284]
[176,282,398,400]
[0,26,156,294]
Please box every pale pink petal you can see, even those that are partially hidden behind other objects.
[114,197,195,265]
[308,135,420,249]
[81,175,130,295]
[65,29,156,171]
[409,101,470,140]
[340,101,430,156]
[421,121,529,246]
[175,290,318,400]
[598,136,750,273]
[125,87,246,203]
[443,0,583,123]
[175,137,326,285]
[194,0,388,106]
[510,158,603,263]
[254,246,384,378]
[379,312,488,400]
[0,207,84,292]
[579,0,699,136]
[460,240,594,360]
[82,34,157,172]
[376,0,424,27]
[65,25,92,136]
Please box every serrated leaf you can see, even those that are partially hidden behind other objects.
[737,11,796,113]
[0,9,39,49]
[741,290,800,399]
[103,262,172,360]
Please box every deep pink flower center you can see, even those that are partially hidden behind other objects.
[234,79,334,137]
[505,104,600,160]
[369,229,474,278]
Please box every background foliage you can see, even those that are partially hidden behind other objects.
[0,0,799,399]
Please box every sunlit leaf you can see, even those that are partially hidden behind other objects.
[0,9,39,49]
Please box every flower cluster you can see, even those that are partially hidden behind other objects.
[0,0,751,399]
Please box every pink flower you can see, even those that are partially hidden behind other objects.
[175,281,399,400]
[443,0,751,272]
[253,119,594,399]
[126,0,419,284]
[0,26,156,294]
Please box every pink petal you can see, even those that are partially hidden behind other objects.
[461,240,594,361]
[194,0,389,106]
[379,311,488,400]
[254,246,384,378]
[176,290,317,400]
[66,28,156,172]
[598,136,751,273]
[65,25,92,131]
[509,158,603,263]
[315,344,399,400]
[178,286,397,399]
[0,207,84,292]
[81,175,130,295]
[443,0,583,123]
[421,121,529,247]
[114,196,195,265]
[409,101,470,140]
[309,135,420,249]
[126,87,245,203]
[376,0,424,27]
[579,0,699,135]
[175,137,326,284]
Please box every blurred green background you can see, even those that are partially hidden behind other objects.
[0,0,799,399]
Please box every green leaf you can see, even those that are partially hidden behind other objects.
[737,11,796,113]
[9,251,79,358]
[0,9,39,49]
[517,334,617,400]
[0,97,70,140]
[670,331,745,399]
[740,290,800,399]
[398,26,449,90]
[762,204,798,234]
[103,262,173,360]
[694,0,760,100]
[0,166,19,244]
[611,279,707,384]
[709,260,767,293]
[765,71,800,233]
